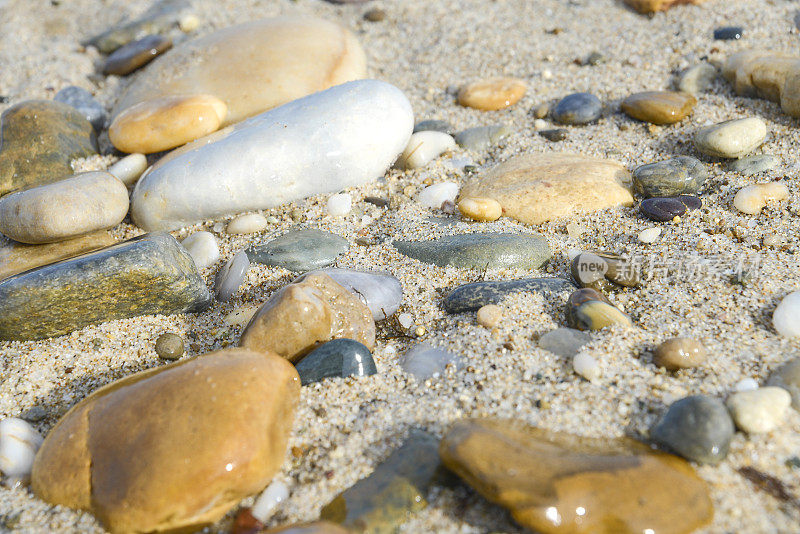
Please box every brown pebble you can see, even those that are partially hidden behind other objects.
[621,91,696,125]
[458,77,527,111]
[364,8,386,21]
[653,337,707,370]
[155,332,185,360]
[103,34,173,76]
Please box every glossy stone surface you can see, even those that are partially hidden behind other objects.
[393,232,551,270]
[247,229,349,272]
[439,418,714,534]
[215,250,250,302]
[714,26,743,40]
[399,343,462,380]
[295,338,376,385]
[54,86,106,131]
[624,0,707,13]
[297,268,403,320]
[84,0,189,53]
[0,100,97,196]
[639,195,700,222]
[653,337,707,370]
[651,395,734,465]
[570,251,641,292]
[444,278,574,314]
[773,291,800,338]
[0,231,115,281]
[103,34,173,76]
[32,348,300,533]
[551,92,602,125]
[621,91,696,125]
[0,232,212,340]
[453,124,511,151]
[457,77,527,111]
[694,117,766,158]
[397,131,455,170]
[180,231,219,270]
[566,288,632,331]
[632,156,707,197]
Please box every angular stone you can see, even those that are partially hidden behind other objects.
[767,358,800,409]
[454,124,511,151]
[538,327,591,357]
[444,278,574,314]
[393,233,551,270]
[399,343,462,380]
[113,16,367,127]
[320,431,442,532]
[103,34,173,76]
[726,154,779,175]
[247,229,349,272]
[0,171,128,244]
[621,91,696,125]
[0,231,115,281]
[653,337,707,370]
[32,348,300,533]
[240,273,374,362]
[651,395,734,465]
[694,118,767,158]
[0,232,212,341]
[131,80,412,231]
[0,100,97,196]
[458,153,633,225]
[624,0,707,14]
[551,92,601,125]
[566,288,632,331]
[84,0,190,53]
[295,338,376,385]
[633,156,707,198]
[570,251,641,292]
[54,86,107,131]
[297,268,403,320]
[439,418,714,534]
[457,77,527,111]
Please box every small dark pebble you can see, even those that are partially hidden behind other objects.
[584,51,605,66]
[639,195,701,222]
[103,34,172,76]
[364,196,389,208]
[714,26,743,40]
[738,467,800,509]
[295,338,377,385]
[21,406,47,422]
[551,92,602,125]
[787,456,800,470]
[540,128,568,142]
[364,8,386,21]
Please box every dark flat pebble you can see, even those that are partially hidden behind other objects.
[444,277,574,314]
[713,26,743,40]
[640,195,700,222]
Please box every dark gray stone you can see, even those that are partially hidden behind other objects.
[103,34,173,76]
[726,154,779,176]
[551,92,602,125]
[639,195,700,222]
[540,128,568,142]
[414,119,453,135]
[454,124,511,151]
[393,233,551,270]
[54,86,107,131]
[713,26,743,40]
[295,338,376,385]
[633,156,707,198]
[247,229,348,272]
[538,327,592,357]
[444,278,574,314]
[571,251,641,291]
[84,0,190,53]
[651,395,734,465]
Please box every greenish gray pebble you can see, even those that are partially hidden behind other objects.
[632,156,707,198]
[295,338,376,385]
[454,124,511,151]
[767,357,800,410]
[570,251,642,291]
[650,395,734,465]
[247,228,348,272]
[414,119,453,135]
[551,92,602,125]
[154,333,185,360]
[84,0,190,53]
[444,278,574,314]
[726,154,779,176]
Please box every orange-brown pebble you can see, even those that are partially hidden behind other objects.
[457,77,527,111]
[621,91,696,125]
[457,197,503,222]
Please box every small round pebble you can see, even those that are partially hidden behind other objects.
[227,213,268,235]
[397,313,414,330]
[678,63,717,95]
[726,387,790,434]
[476,304,503,328]
[653,337,707,370]
[638,227,662,243]
[457,197,502,222]
[457,77,527,111]
[154,333,185,360]
[726,154,779,176]
[573,353,601,382]
[540,128,568,142]
[733,182,788,215]
[181,231,220,270]
[640,195,700,222]
[734,378,759,392]
[363,8,386,21]
[327,193,352,217]
[714,26,743,40]
[0,418,43,478]
[651,395,734,465]
[533,119,548,131]
[551,92,602,125]
[252,480,289,522]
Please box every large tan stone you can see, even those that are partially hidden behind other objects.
[458,153,633,225]
[112,16,367,127]
[31,348,300,533]
[0,231,115,281]
[722,50,800,117]
[240,273,375,362]
[624,0,707,14]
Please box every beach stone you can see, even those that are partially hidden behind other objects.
[726,154,779,175]
[414,119,453,135]
[113,16,367,127]
[397,131,455,170]
[538,327,591,357]
[457,196,502,222]
[694,118,766,158]
[247,229,348,272]
[651,395,734,465]
[653,337,707,370]
[399,343,462,380]
[621,91,696,125]
[0,232,211,340]
[295,338,376,385]
[457,77,527,111]
[767,358,800,409]
[459,153,633,225]
[640,195,701,222]
[551,92,601,125]
[726,387,791,434]
[103,34,172,76]
[326,194,352,217]
[154,332,184,360]
[263,523,349,534]
[571,251,641,291]
[393,232,551,270]
[240,273,375,362]
[131,80,412,231]
[0,171,128,244]
[454,124,511,151]
[251,480,290,523]
[440,418,713,534]
[0,231,115,281]
[624,0,707,13]
[32,348,299,533]
[573,353,601,382]
[714,26,743,40]
[228,213,268,235]
[320,431,442,532]
[364,8,386,22]
[539,128,568,142]
[566,288,631,331]
[417,182,459,209]
[733,182,788,215]
[678,63,718,94]
[109,94,227,154]
[722,50,800,117]
[638,227,662,243]
[107,153,147,186]
[53,86,106,131]
[215,250,250,302]
[298,268,403,320]
[0,100,97,196]
[181,231,219,270]
[476,304,502,328]
[444,277,574,314]
[773,291,800,338]
[0,418,43,479]
[633,156,707,198]
[84,0,190,53]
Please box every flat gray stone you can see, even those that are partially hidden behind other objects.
[247,229,348,272]
[399,343,462,380]
[295,338,376,385]
[393,233,551,270]
[444,277,574,313]
[84,0,190,53]
[726,154,779,176]
[414,119,453,134]
[215,250,250,302]
[454,124,511,151]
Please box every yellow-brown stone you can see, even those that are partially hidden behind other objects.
[31,348,300,533]
[624,0,707,14]
[457,77,527,111]
[0,231,115,281]
[621,91,696,125]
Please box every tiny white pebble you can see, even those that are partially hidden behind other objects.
[398,131,456,170]
[212,222,225,233]
[566,247,582,261]
[542,69,553,79]
[251,480,289,522]
[327,193,352,216]
[0,418,43,478]
[734,378,759,392]
[573,353,601,382]
[476,304,503,328]
[417,182,459,209]
[179,13,200,32]
[638,227,662,243]
[398,313,413,329]
[533,119,548,131]
[227,213,268,235]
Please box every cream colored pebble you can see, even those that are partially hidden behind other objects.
[476,304,503,328]
[227,213,268,235]
[726,387,791,433]
[733,182,789,214]
[638,227,662,243]
[458,197,502,222]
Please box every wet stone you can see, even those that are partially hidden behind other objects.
[103,34,173,76]
[399,343,462,380]
[651,395,735,465]
[621,91,696,125]
[247,229,349,272]
[413,119,453,135]
[539,128,568,141]
[53,86,106,131]
[571,251,642,291]
[653,337,707,370]
[453,124,511,151]
[538,327,591,357]
[295,338,376,385]
[155,332,184,360]
[215,250,250,302]
[714,26,743,40]
[566,288,632,331]
[551,92,602,125]
[444,278,574,314]
[633,156,707,198]
[84,0,190,53]
[640,195,701,222]
[726,154,779,176]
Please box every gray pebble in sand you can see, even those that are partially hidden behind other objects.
[247,229,348,272]
[454,124,512,151]
[215,250,250,302]
[444,277,574,314]
[538,327,592,357]
[767,357,800,409]
[633,156,707,198]
[551,92,602,125]
[650,395,734,465]
[54,86,106,131]
[726,154,779,176]
[399,343,462,380]
[295,338,376,385]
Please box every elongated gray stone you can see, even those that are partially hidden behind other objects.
[130,80,413,231]
[215,250,250,302]
[298,268,402,320]
[247,229,348,272]
[393,233,551,270]
[295,338,376,385]
[726,154,779,176]
[84,0,190,53]
[0,232,212,341]
[444,278,574,314]
[399,343,462,380]
[538,328,592,357]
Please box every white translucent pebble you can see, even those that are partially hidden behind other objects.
[0,418,43,478]
[326,193,352,217]
[251,480,289,522]
[573,353,601,383]
[566,247,582,261]
[726,387,791,434]
[107,153,148,186]
[733,182,789,215]
[533,119,548,131]
[227,213,268,234]
[444,156,474,170]
[638,227,662,244]
[417,182,459,209]
[773,291,800,338]
[399,343,461,380]
[180,231,220,270]
[398,131,456,170]
[397,313,413,329]
[735,378,759,392]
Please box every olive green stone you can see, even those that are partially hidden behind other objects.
[570,251,641,291]
[84,0,190,54]
[0,231,115,281]
[0,232,212,341]
[320,431,443,533]
[155,333,185,360]
[566,288,632,331]
[0,100,97,196]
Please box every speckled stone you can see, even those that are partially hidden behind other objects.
[295,338,376,385]
[551,92,602,125]
[103,34,173,76]
[393,233,551,270]
[651,395,734,465]
[53,86,106,131]
[639,195,701,222]
[247,229,349,272]
[0,100,97,196]
[767,358,800,409]
[565,288,632,331]
[538,327,591,357]
[399,343,462,380]
[84,0,190,53]
[726,154,779,176]
[320,431,442,532]
[0,232,212,341]
[154,332,184,360]
[439,418,714,534]
[444,278,574,314]
[621,91,696,125]
[297,268,403,321]
[570,251,641,291]
[413,119,453,135]
[0,231,115,281]
[453,124,511,151]
[633,156,707,197]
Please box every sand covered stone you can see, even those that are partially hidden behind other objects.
[457,77,527,111]
[0,231,115,281]
[454,124,511,151]
[538,327,591,357]
[444,278,574,314]
[0,171,128,244]
[694,118,767,159]
[439,418,713,534]
[458,153,633,224]
[625,0,707,13]
[0,100,97,196]
[31,348,300,533]
[240,273,375,362]
[621,91,696,124]
[84,0,190,53]
[112,16,367,126]
[566,288,632,331]
[131,80,412,231]
[0,232,212,340]
[103,34,173,76]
